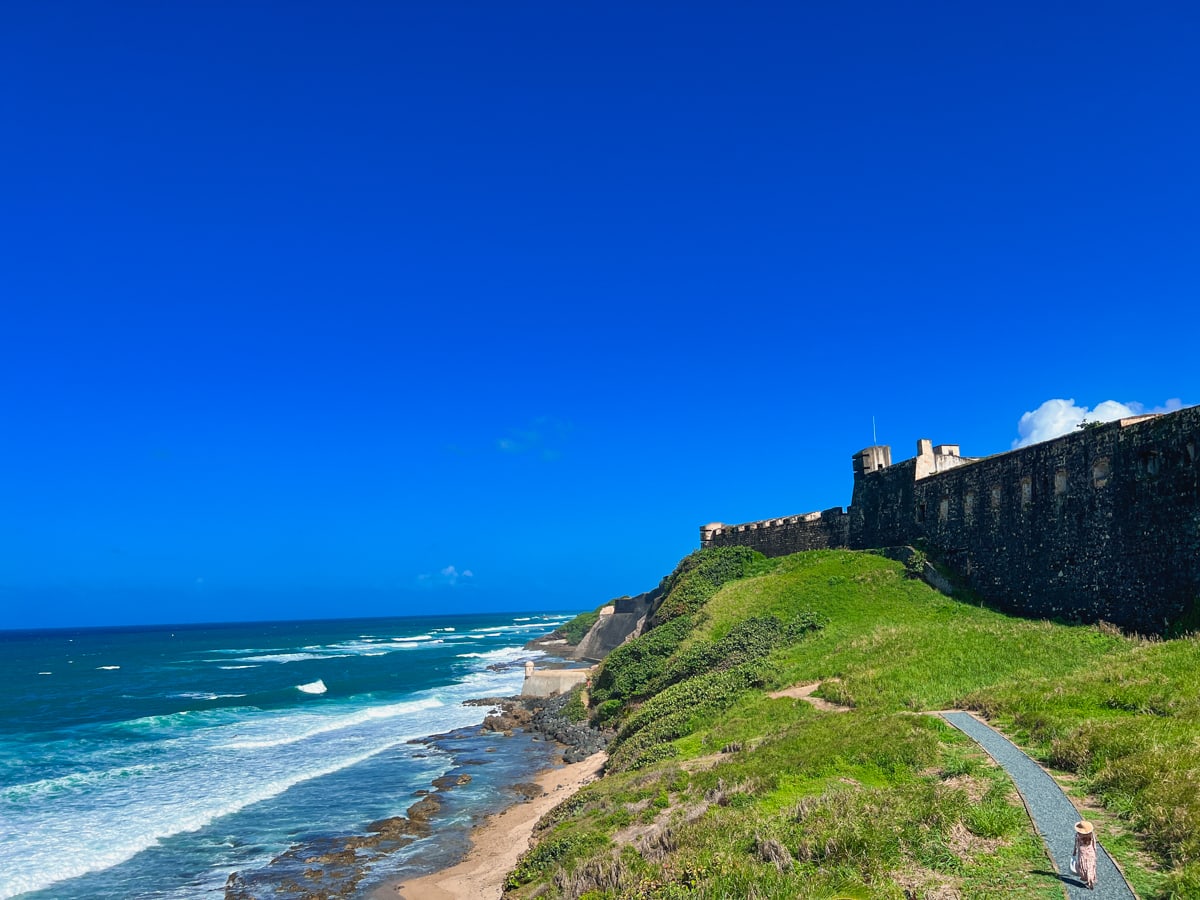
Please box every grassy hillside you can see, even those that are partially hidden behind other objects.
[507,549,1200,899]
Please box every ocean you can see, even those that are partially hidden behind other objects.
[0,611,578,899]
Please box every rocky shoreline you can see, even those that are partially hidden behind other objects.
[382,750,607,900]
[470,692,610,763]
[224,689,609,900]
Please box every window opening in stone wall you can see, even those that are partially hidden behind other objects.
[1093,457,1111,488]
[1144,452,1161,476]
[1187,441,1196,465]
[1021,477,1032,507]
[917,501,926,523]
[964,490,976,523]
[991,485,1001,509]
[1054,469,1068,495]
[939,497,949,522]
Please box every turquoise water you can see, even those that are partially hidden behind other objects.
[0,612,574,899]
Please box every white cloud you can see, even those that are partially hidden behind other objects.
[418,565,475,587]
[495,416,572,457]
[1013,398,1186,448]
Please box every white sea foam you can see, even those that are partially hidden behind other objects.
[0,731,436,899]
[331,639,434,654]
[219,665,259,670]
[37,671,51,675]
[296,679,327,694]
[237,652,353,664]
[96,665,121,671]
[3,764,156,802]
[222,639,451,665]
[203,647,269,655]
[176,692,247,701]
[452,666,533,694]
[454,646,542,663]
[211,641,447,665]
[223,697,443,750]
[469,622,564,634]
[0,627,537,899]
[112,707,250,736]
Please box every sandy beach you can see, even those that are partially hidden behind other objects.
[372,750,606,900]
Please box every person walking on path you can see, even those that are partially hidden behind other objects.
[939,711,1134,899]
[1073,821,1098,890]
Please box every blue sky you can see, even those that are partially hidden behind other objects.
[2,2,1197,628]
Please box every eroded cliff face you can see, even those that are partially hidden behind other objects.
[524,592,659,661]
[572,591,656,661]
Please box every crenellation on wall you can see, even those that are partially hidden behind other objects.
[700,405,1200,632]
[701,506,850,556]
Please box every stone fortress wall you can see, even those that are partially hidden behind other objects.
[701,405,1200,632]
[699,508,850,557]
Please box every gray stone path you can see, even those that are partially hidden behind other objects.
[940,711,1135,899]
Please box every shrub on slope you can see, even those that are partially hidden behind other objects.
[606,663,770,771]
[605,614,827,772]
[589,546,764,707]
[589,547,832,771]
[646,545,765,625]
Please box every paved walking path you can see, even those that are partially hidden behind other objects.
[940,711,1135,900]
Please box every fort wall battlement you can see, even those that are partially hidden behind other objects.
[700,508,850,557]
[701,405,1200,632]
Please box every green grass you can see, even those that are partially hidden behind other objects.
[591,547,767,711]
[508,549,1198,898]
[700,550,1127,712]
[966,633,1200,894]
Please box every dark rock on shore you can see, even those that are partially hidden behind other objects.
[529,692,611,763]
[405,792,442,828]
[512,781,543,800]
[466,693,610,762]
[432,773,473,789]
[223,752,465,899]
[223,693,608,899]
[480,702,534,734]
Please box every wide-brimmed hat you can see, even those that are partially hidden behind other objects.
[1075,821,1094,835]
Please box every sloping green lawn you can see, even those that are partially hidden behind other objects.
[508,549,1198,898]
